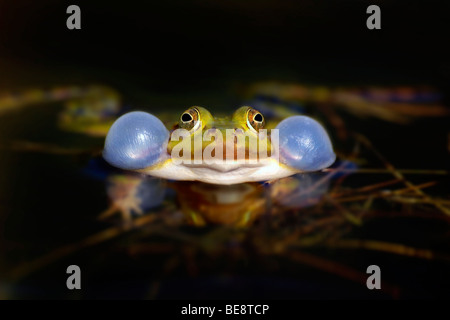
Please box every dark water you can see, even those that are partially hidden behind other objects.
[0,74,449,299]
[1,1,450,300]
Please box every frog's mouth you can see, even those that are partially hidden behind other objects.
[141,157,298,185]
[182,160,270,173]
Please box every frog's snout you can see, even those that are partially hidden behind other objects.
[275,116,336,171]
[103,111,169,170]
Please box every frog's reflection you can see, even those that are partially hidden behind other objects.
[172,182,266,226]
[103,170,331,226]
[270,173,330,209]
[100,174,167,221]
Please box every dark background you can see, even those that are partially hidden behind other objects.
[0,0,449,91]
[0,0,450,300]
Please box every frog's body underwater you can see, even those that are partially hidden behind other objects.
[103,106,336,185]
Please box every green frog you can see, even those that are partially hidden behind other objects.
[102,106,336,185]
[0,85,337,225]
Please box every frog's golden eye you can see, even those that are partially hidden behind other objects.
[247,108,265,132]
[179,107,200,131]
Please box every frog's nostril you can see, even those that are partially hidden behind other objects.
[275,116,336,171]
[103,111,170,170]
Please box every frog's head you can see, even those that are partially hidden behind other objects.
[166,106,272,163]
[103,106,335,184]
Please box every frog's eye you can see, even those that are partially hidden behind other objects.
[246,108,265,132]
[179,107,201,132]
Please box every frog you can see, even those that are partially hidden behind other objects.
[0,84,338,224]
[102,106,336,185]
